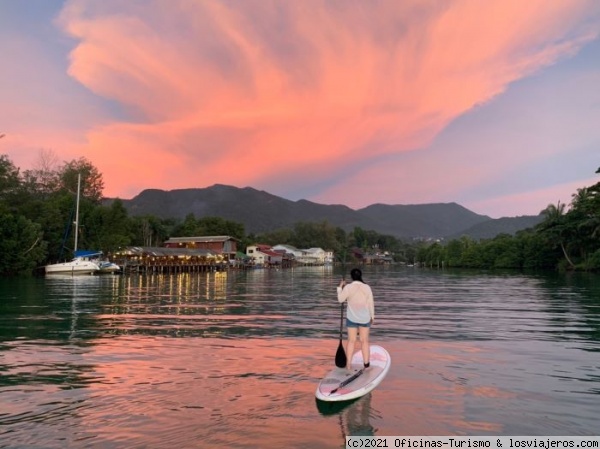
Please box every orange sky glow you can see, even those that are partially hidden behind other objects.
[1,0,600,217]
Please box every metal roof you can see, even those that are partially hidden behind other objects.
[163,235,239,243]
[115,246,215,257]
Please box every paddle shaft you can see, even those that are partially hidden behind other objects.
[335,302,348,368]
[339,302,344,338]
[339,260,347,341]
[329,368,364,395]
[334,250,349,368]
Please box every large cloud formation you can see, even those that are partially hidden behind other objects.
[36,0,600,214]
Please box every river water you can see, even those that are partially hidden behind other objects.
[0,266,599,448]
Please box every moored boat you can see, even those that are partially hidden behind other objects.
[45,174,101,276]
[98,260,121,274]
[45,256,100,275]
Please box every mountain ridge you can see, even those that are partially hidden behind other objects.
[105,184,544,239]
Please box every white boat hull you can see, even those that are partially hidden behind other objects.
[45,259,100,275]
[98,262,121,274]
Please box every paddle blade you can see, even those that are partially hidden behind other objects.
[335,341,347,368]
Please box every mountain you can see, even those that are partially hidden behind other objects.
[117,184,381,235]
[447,215,545,240]
[106,184,541,239]
[357,203,490,238]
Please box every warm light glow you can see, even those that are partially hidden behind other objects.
[2,1,599,217]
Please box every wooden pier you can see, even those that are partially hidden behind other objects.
[110,246,228,275]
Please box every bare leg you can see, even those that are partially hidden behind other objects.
[359,326,370,366]
[346,327,358,369]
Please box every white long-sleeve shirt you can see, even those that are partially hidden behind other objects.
[337,281,375,324]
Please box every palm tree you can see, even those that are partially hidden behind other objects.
[571,184,600,259]
[538,201,575,268]
[571,187,592,208]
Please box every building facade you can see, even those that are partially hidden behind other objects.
[163,235,238,260]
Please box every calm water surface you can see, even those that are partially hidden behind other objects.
[0,266,599,448]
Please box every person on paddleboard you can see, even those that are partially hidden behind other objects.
[337,268,375,370]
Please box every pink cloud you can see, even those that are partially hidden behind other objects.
[3,0,599,217]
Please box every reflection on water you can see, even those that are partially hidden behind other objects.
[0,267,599,448]
[316,394,376,437]
[19,268,600,344]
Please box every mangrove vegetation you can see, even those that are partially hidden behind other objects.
[0,151,598,276]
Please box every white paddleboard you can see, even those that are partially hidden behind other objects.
[315,345,391,402]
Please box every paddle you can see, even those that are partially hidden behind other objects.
[329,368,364,396]
[334,240,349,368]
[335,301,347,368]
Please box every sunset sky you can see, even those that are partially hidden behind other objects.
[1,0,599,218]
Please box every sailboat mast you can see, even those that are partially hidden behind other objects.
[74,173,81,253]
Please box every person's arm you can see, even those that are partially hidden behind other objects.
[337,279,349,303]
[367,286,375,322]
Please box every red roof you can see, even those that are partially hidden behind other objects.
[260,249,282,258]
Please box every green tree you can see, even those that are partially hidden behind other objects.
[172,213,201,236]
[489,234,522,269]
[445,239,464,267]
[131,215,170,247]
[536,201,575,269]
[0,154,21,209]
[569,183,600,261]
[351,227,368,250]
[461,243,483,268]
[291,221,339,250]
[60,157,105,203]
[521,229,560,269]
[38,191,80,262]
[0,210,47,275]
[87,199,134,252]
[197,216,245,240]
[21,148,61,197]
[252,227,295,246]
[333,227,350,266]
[421,241,445,268]
[171,214,245,240]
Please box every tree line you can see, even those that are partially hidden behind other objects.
[0,152,598,275]
[416,168,600,271]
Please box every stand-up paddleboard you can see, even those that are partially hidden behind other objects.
[316,345,391,402]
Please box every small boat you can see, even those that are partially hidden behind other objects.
[98,260,121,274]
[45,174,100,276]
[74,250,121,274]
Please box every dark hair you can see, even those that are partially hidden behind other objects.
[350,268,365,283]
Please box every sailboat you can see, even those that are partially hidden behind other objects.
[45,174,100,275]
